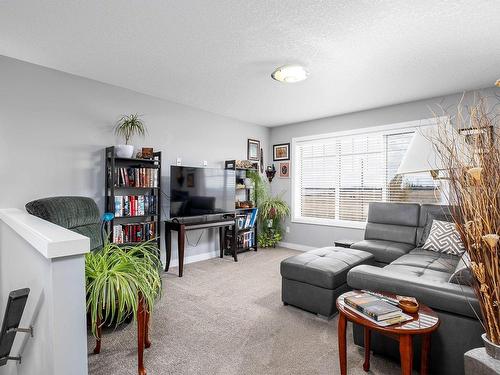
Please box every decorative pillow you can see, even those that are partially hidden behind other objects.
[422,219,466,255]
[418,212,453,247]
[449,252,474,285]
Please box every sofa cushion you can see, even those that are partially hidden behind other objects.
[392,248,458,274]
[347,264,479,318]
[280,247,374,289]
[350,240,415,264]
[417,204,454,245]
[368,202,420,227]
[364,202,420,245]
[422,220,466,256]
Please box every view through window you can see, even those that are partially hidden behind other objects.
[293,122,442,226]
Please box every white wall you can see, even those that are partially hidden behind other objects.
[269,88,498,248]
[0,55,270,265]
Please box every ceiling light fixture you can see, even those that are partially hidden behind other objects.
[271,64,309,83]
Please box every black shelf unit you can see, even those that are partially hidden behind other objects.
[224,160,258,253]
[105,146,162,248]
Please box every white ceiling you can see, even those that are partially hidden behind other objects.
[1,1,499,126]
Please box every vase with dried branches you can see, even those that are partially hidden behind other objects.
[430,94,499,351]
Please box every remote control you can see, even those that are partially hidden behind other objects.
[361,290,400,306]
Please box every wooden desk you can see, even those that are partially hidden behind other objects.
[336,290,440,375]
[164,218,237,277]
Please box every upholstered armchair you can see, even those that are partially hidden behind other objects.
[25,196,103,251]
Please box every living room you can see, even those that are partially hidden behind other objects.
[0,1,499,375]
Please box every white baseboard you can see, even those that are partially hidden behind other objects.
[166,250,220,268]
[278,241,316,252]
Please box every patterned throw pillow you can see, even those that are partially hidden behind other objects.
[449,252,473,285]
[422,220,466,256]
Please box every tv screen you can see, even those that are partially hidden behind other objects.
[170,166,235,218]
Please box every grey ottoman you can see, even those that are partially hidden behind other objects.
[280,246,374,318]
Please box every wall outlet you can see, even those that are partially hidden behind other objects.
[286,226,290,233]
[203,160,208,167]
[176,157,181,166]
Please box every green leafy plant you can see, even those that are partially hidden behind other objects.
[247,171,290,248]
[85,240,161,337]
[114,113,147,145]
[257,230,282,248]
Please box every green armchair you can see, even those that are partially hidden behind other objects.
[25,196,103,251]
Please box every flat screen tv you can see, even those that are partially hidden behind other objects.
[170,166,235,218]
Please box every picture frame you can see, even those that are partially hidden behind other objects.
[247,139,260,161]
[459,126,494,147]
[279,162,290,178]
[187,173,195,187]
[273,143,290,161]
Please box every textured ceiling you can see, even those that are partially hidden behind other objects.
[0,1,499,126]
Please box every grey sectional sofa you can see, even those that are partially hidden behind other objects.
[281,202,483,375]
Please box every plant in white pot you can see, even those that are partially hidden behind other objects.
[114,113,147,158]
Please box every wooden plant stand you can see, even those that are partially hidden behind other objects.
[93,294,151,375]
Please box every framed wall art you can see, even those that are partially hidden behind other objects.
[273,143,290,161]
[247,139,260,161]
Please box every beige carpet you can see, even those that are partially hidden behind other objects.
[87,248,404,375]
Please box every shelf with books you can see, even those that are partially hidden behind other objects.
[105,146,162,248]
[225,160,259,253]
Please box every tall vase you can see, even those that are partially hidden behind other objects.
[464,334,500,374]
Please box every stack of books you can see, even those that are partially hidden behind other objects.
[236,208,258,230]
[114,167,158,188]
[114,195,156,217]
[113,222,156,244]
[343,291,412,326]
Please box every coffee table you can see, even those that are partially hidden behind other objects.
[336,290,440,375]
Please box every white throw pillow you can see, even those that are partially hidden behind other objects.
[422,219,466,256]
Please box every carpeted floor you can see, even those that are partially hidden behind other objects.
[88,248,404,375]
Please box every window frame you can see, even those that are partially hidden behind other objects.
[291,118,444,229]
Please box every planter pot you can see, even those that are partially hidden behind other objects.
[482,333,500,360]
[464,335,500,375]
[115,144,134,158]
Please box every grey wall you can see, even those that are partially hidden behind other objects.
[269,88,497,248]
[0,55,269,264]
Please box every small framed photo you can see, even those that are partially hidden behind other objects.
[187,173,195,187]
[273,143,290,161]
[247,139,260,161]
[459,126,494,146]
[279,162,290,178]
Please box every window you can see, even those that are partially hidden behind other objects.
[292,120,442,228]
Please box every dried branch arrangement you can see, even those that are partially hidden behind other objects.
[431,94,499,344]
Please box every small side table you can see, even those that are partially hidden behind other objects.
[334,240,355,248]
[336,290,440,375]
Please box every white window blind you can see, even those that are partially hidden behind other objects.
[293,125,441,226]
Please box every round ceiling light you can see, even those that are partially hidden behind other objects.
[271,64,309,83]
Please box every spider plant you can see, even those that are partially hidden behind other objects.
[114,113,147,145]
[85,240,161,337]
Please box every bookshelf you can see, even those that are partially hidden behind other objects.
[224,160,259,253]
[105,146,162,248]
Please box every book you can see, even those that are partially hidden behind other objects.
[342,303,413,327]
[344,293,401,321]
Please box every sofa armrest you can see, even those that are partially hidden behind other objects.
[347,265,480,319]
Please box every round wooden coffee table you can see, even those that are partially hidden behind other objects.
[336,290,440,375]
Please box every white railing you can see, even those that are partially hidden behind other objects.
[0,209,89,375]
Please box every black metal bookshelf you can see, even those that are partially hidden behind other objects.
[105,146,162,248]
[224,160,258,253]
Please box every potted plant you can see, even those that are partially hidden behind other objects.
[431,95,499,371]
[114,113,147,158]
[247,171,291,248]
[85,240,161,350]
